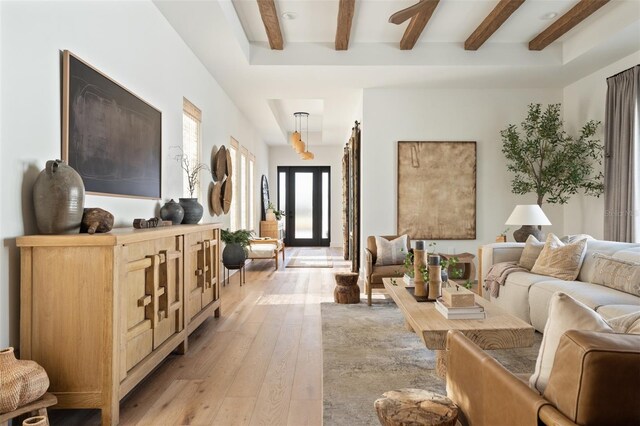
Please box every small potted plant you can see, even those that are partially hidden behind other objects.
[172,146,211,224]
[440,255,459,283]
[267,201,286,221]
[221,229,253,267]
[496,227,509,243]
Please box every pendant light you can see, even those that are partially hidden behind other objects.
[296,112,314,160]
[292,112,308,154]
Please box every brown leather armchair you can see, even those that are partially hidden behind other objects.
[364,235,410,306]
[445,329,640,426]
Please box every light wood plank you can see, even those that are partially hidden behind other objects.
[529,0,610,50]
[399,0,440,50]
[249,324,302,425]
[464,0,525,50]
[287,399,323,426]
[335,0,355,50]
[257,0,284,50]
[212,397,256,426]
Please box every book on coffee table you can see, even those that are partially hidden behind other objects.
[435,297,486,320]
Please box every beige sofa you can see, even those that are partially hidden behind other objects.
[481,239,640,332]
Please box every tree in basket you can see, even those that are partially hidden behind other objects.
[501,103,604,207]
[172,146,211,224]
[221,229,253,267]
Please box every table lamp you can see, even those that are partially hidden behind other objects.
[505,204,551,242]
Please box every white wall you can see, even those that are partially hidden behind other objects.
[0,1,268,348]
[268,145,344,247]
[361,88,563,260]
[562,50,640,238]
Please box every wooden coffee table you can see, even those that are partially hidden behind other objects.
[382,278,534,377]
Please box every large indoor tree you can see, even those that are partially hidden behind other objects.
[501,103,605,206]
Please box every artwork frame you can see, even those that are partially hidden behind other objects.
[397,141,476,240]
[62,50,162,199]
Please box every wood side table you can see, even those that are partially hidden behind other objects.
[0,393,57,426]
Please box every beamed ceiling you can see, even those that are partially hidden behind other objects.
[155,0,640,146]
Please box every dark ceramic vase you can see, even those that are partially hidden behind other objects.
[179,198,203,224]
[33,160,85,234]
[160,199,185,225]
[222,244,246,268]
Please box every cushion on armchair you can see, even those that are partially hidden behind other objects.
[369,235,408,265]
[543,330,640,426]
[529,292,612,394]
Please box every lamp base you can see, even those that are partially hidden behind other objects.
[512,225,545,243]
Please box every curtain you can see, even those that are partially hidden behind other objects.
[604,65,639,242]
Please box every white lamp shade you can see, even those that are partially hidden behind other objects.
[505,204,551,226]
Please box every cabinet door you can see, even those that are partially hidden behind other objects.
[123,246,154,372]
[202,230,218,307]
[153,235,184,349]
[186,233,205,321]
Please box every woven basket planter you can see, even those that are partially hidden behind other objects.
[0,347,49,414]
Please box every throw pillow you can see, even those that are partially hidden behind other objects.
[529,292,612,394]
[606,311,640,334]
[591,253,640,296]
[518,235,544,270]
[375,235,407,265]
[560,234,594,244]
[531,233,587,281]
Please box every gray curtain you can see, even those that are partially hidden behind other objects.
[604,65,639,242]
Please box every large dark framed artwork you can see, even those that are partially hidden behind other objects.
[62,50,162,198]
[397,141,476,239]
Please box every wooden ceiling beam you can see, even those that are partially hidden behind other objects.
[465,0,525,51]
[399,0,440,50]
[335,0,356,50]
[257,0,284,50]
[529,0,610,51]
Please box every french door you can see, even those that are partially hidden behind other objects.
[278,166,330,247]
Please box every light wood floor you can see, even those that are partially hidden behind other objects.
[50,247,353,426]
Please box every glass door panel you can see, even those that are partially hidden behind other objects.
[294,172,314,239]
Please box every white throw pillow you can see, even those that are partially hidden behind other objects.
[375,235,407,265]
[529,292,612,394]
[518,235,544,270]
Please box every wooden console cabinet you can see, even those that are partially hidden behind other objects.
[17,224,221,425]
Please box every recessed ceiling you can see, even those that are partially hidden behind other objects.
[154,0,640,146]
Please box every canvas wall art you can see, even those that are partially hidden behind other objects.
[397,141,476,239]
[62,50,162,199]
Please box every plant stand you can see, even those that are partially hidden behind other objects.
[0,393,57,426]
[223,262,246,286]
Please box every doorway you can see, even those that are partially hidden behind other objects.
[278,166,330,247]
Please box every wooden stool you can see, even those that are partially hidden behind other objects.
[0,393,57,426]
[334,273,360,304]
[374,389,458,426]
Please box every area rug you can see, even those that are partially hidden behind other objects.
[286,248,333,268]
[321,301,541,426]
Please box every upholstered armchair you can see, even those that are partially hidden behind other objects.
[364,235,410,306]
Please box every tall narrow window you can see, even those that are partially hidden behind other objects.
[240,147,248,229]
[182,98,201,198]
[249,155,255,232]
[229,138,238,230]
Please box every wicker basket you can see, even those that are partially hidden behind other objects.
[0,347,50,414]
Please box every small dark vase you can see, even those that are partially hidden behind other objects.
[179,198,203,224]
[33,159,85,234]
[160,199,184,225]
[441,269,449,283]
[222,243,246,267]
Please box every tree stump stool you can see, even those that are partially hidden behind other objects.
[374,389,459,426]
[334,272,360,304]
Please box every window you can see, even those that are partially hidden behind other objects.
[182,98,201,198]
[249,155,255,232]
[240,147,248,229]
[228,139,256,232]
[229,138,238,230]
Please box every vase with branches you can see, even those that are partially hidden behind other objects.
[171,146,211,224]
[501,103,604,207]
